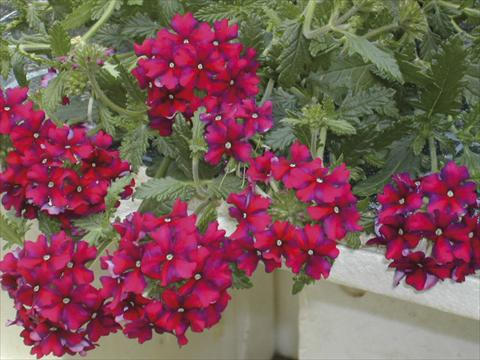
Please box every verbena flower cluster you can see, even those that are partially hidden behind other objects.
[100,200,233,346]
[0,88,133,226]
[0,232,118,358]
[227,141,362,280]
[132,13,272,165]
[369,162,479,290]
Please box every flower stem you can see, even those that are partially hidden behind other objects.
[429,136,438,172]
[317,126,328,160]
[87,69,145,117]
[155,157,172,178]
[310,128,319,158]
[260,79,274,105]
[364,23,399,39]
[81,0,117,42]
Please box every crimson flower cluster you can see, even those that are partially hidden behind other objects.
[100,200,233,346]
[132,13,272,165]
[0,232,121,358]
[226,141,362,280]
[369,162,479,291]
[0,87,133,226]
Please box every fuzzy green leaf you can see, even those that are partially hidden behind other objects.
[42,71,69,118]
[49,22,71,56]
[276,20,311,87]
[418,37,467,117]
[265,125,296,151]
[0,40,11,80]
[105,175,134,212]
[120,125,153,170]
[122,14,159,38]
[37,213,62,236]
[343,32,403,83]
[325,118,357,135]
[61,0,95,30]
[135,177,196,202]
[208,175,244,199]
[339,86,399,120]
[0,211,29,250]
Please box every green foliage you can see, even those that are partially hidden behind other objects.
[49,23,71,56]
[0,211,30,250]
[276,20,311,87]
[120,125,154,170]
[342,32,403,83]
[231,263,253,290]
[135,177,197,202]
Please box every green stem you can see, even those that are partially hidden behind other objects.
[192,155,201,187]
[450,18,475,39]
[81,0,117,42]
[310,128,319,158]
[260,79,274,105]
[429,136,438,172]
[156,157,172,178]
[364,23,399,39]
[87,69,145,117]
[437,0,480,17]
[317,127,328,160]
[10,43,51,52]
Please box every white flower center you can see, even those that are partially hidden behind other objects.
[166,254,174,261]
[136,260,141,268]
[398,198,405,205]
[307,249,314,256]
[168,94,174,100]
[4,106,10,111]
[48,182,54,188]
[91,162,96,168]
[333,206,340,214]
[43,254,51,261]
[468,232,474,239]
[65,145,71,149]
[225,142,232,149]
[178,307,185,312]
[447,190,454,198]
[63,297,70,304]
[215,115,222,121]
[252,113,258,119]
[398,228,404,235]
[194,273,202,280]
[289,163,296,168]
[242,212,247,219]
[67,261,74,269]
[276,240,283,247]
[197,64,203,70]
[164,217,171,223]
[256,250,262,256]
[183,39,189,44]
[415,181,421,186]
[33,285,40,292]
[213,40,219,46]
[76,186,82,192]
[33,133,40,139]
[435,228,443,236]
[229,80,235,86]
[169,62,175,68]
[42,158,48,164]
[316,178,324,184]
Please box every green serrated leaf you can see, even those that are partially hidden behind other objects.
[61,0,95,30]
[265,125,296,152]
[37,212,62,236]
[208,175,244,199]
[190,108,208,155]
[50,22,71,56]
[105,175,134,212]
[343,32,403,83]
[42,71,69,119]
[326,119,357,135]
[231,263,253,290]
[276,20,311,87]
[122,13,159,38]
[135,177,196,202]
[120,125,153,170]
[417,37,467,118]
[0,211,29,250]
[74,213,110,243]
[339,86,399,120]
[0,40,11,80]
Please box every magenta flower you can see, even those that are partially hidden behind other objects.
[254,221,297,266]
[288,159,350,203]
[389,251,452,291]
[141,226,197,286]
[286,225,339,280]
[0,87,32,134]
[247,151,276,183]
[205,119,252,165]
[35,276,98,330]
[377,173,423,220]
[237,99,273,137]
[421,161,477,216]
[227,188,271,233]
